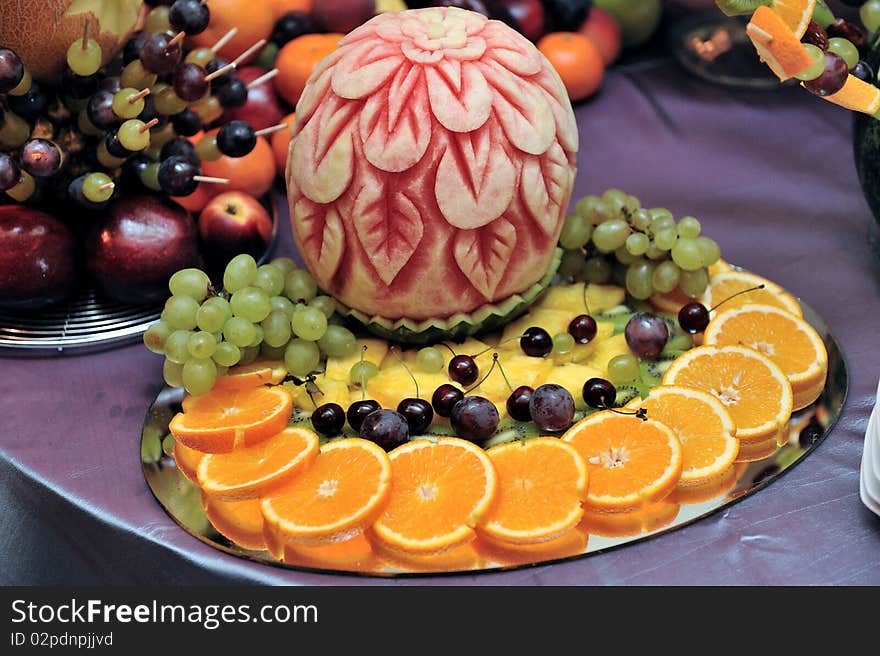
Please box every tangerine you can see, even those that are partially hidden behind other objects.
[537,32,604,102]
[274,33,343,106]
[190,0,276,64]
[200,129,277,200]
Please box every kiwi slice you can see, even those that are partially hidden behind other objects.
[614,384,641,407]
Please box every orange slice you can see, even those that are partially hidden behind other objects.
[370,437,498,555]
[174,440,204,484]
[370,539,483,573]
[261,438,391,546]
[203,496,267,551]
[630,386,739,486]
[197,427,319,501]
[474,529,589,567]
[703,304,828,410]
[736,433,781,462]
[579,501,680,538]
[747,6,813,80]
[212,359,287,391]
[704,270,802,317]
[479,438,588,546]
[820,74,880,115]
[663,345,793,441]
[283,534,384,573]
[768,0,816,39]
[708,258,734,279]
[561,412,682,513]
[668,463,741,505]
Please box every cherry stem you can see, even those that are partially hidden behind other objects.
[709,284,765,313]
[439,343,457,356]
[597,403,648,421]
[82,18,90,50]
[474,336,520,359]
[232,39,267,67]
[358,345,367,401]
[305,374,322,410]
[139,118,159,133]
[254,122,288,138]
[494,356,515,394]
[582,283,592,315]
[129,88,151,104]
[466,353,498,394]
[389,346,419,399]
[168,31,186,48]
[247,68,278,90]
[211,27,239,53]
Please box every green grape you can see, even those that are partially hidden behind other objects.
[677,216,701,239]
[96,140,126,169]
[285,269,318,302]
[630,209,652,232]
[140,162,161,191]
[169,268,210,300]
[269,295,297,319]
[164,295,200,330]
[182,358,217,396]
[118,119,151,151]
[113,88,146,119]
[679,268,709,298]
[649,208,674,222]
[607,354,640,384]
[196,135,222,161]
[601,188,627,216]
[653,228,677,251]
[671,238,705,272]
[0,111,30,149]
[285,339,321,377]
[625,232,650,256]
[828,37,859,70]
[223,254,258,292]
[309,295,337,319]
[416,347,445,373]
[645,243,667,260]
[796,44,825,81]
[120,60,156,90]
[254,265,286,297]
[249,325,264,348]
[5,171,34,202]
[696,236,721,267]
[574,195,600,221]
[559,213,593,250]
[8,69,31,97]
[623,194,641,215]
[611,261,628,288]
[625,260,655,300]
[291,306,328,341]
[349,361,380,386]
[67,38,102,76]
[665,330,694,353]
[186,47,215,67]
[262,310,293,348]
[82,172,115,203]
[149,119,176,147]
[239,345,260,367]
[77,111,103,137]
[553,332,575,355]
[141,428,163,464]
[582,256,612,284]
[591,199,615,225]
[862,0,880,34]
[196,297,231,333]
[213,342,242,368]
[143,320,172,354]
[559,249,585,278]
[270,257,298,276]
[163,359,185,388]
[261,341,288,360]
[256,42,279,70]
[162,434,176,458]
[154,87,188,116]
[223,316,257,348]
[193,96,223,124]
[165,330,193,364]
[146,5,172,33]
[614,246,639,266]
[592,219,630,253]
[188,331,217,359]
[317,325,357,358]
[652,260,681,294]
[230,286,272,323]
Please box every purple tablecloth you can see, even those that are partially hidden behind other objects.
[3,53,880,585]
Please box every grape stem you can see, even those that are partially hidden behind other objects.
[465,353,499,394]
[710,284,765,313]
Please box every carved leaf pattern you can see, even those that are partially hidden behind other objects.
[332,39,405,100]
[454,217,517,300]
[295,198,345,283]
[425,63,492,133]
[521,141,574,236]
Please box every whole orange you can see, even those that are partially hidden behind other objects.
[271,0,314,20]
[537,32,605,102]
[200,130,277,200]
[274,33,343,106]
[272,112,297,176]
[190,0,275,64]
[171,184,213,215]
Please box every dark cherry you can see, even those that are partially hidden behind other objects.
[506,385,534,422]
[801,20,828,51]
[853,60,875,84]
[432,384,464,418]
[568,314,598,344]
[583,377,616,409]
[448,354,479,386]
[678,302,710,334]
[160,137,200,165]
[311,402,345,436]
[397,398,434,435]
[520,326,552,357]
[346,399,381,433]
[450,396,500,444]
[171,108,203,137]
[359,409,410,451]
[826,19,867,54]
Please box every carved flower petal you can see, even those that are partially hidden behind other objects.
[521,142,575,237]
[401,41,445,64]
[425,63,492,133]
[332,40,405,99]
[531,63,580,155]
[353,185,424,287]
[294,198,345,283]
[291,47,346,138]
[482,22,542,76]
[441,35,486,61]
[480,60,554,156]
[453,218,517,300]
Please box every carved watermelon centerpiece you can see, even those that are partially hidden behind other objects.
[287,7,579,342]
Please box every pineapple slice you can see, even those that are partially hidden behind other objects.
[543,363,606,410]
[325,338,389,381]
[367,366,454,411]
[288,375,352,410]
[547,321,616,366]
[535,283,626,315]
[572,333,631,375]
[469,354,554,415]
[499,309,572,344]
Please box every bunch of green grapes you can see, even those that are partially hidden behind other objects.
[143,254,359,395]
[557,189,722,301]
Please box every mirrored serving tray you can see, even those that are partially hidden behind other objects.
[142,301,846,577]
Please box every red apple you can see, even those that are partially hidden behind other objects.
[312,0,376,34]
[87,194,201,304]
[198,192,273,274]
[492,0,546,43]
[0,205,77,310]
[579,6,623,65]
[222,66,286,131]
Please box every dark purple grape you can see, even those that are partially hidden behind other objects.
[678,302,710,334]
[123,32,148,65]
[169,0,211,35]
[853,60,875,84]
[8,81,47,122]
[568,314,597,344]
[520,326,552,357]
[826,19,867,54]
[311,402,345,436]
[360,409,410,451]
[397,398,434,435]
[157,155,199,196]
[20,139,63,178]
[105,132,134,159]
[450,396,499,444]
[432,384,464,418]
[583,377,616,409]
[122,153,152,188]
[172,62,209,102]
[448,355,478,386]
[87,90,120,129]
[0,154,21,192]
[68,174,110,210]
[624,312,669,358]
[272,11,317,46]
[347,399,381,433]
[171,108,203,136]
[801,20,828,51]
[62,69,101,99]
[528,384,574,432]
[506,386,534,422]
[0,48,24,94]
[803,51,849,97]
[141,32,183,75]
[216,77,248,109]
[99,76,123,94]
[217,120,257,157]
[206,57,234,89]
[161,136,200,164]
